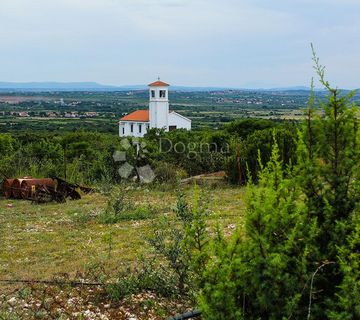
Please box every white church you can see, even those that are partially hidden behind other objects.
[119,80,191,137]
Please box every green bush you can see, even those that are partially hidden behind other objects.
[123,206,155,220]
[106,258,179,300]
[98,189,155,223]
[153,161,187,183]
[147,187,210,297]
[199,53,360,319]
[107,188,211,302]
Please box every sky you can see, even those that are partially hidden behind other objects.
[0,0,359,88]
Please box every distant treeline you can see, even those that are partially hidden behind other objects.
[0,118,298,185]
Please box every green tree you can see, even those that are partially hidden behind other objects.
[295,46,360,318]
[199,49,359,319]
[200,140,313,319]
[225,125,297,184]
[148,186,210,297]
[0,134,14,156]
[224,119,277,139]
[0,134,15,177]
[328,211,360,319]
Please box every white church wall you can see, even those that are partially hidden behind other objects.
[119,121,149,138]
[168,112,191,130]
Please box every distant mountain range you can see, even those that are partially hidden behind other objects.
[0,81,349,92]
[0,82,120,91]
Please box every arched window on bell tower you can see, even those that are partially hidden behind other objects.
[159,89,166,98]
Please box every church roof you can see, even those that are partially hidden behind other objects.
[148,80,170,87]
[120,110,149,122]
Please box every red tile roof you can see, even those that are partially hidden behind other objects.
[120,110,149,122]
[148,80,170,87]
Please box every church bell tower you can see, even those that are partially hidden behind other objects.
[148,79,170,130]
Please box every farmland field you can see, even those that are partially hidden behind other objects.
[2,89,354,133]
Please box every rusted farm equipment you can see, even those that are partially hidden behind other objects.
[20,178,55,199]
[2,179,14,198]
[1,175,93,204]
[11,177,33,199]
[32,184,68,204]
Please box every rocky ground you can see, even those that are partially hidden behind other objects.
[0,283,192,320]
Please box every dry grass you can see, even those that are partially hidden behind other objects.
[0,184,246,282]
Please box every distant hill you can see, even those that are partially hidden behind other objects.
[267,86,310,91]
[0,82,120,91]
[0,82,239,92]
[0,81,354,92]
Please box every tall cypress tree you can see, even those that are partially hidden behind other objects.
[296,46,360,317]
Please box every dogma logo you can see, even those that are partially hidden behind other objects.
[113,138,155,183]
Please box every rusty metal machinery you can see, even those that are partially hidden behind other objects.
[11,177,33,199]
[20,178,55,199]
[1,176,93,203]
[2,179,15,198]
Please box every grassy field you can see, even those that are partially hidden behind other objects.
[0,184,246,319]
[0,184,246,282]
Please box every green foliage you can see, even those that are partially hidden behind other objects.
[199,52,360,319]
[328,211,360,319]
[145,128,229,176]
[200,140,313,319]
[106,257,179,300]
[98,188,155,223]
[153,161,187,184]
[294,48,360,317]
[0,130,122,185]
[0,134,16,176]
[225,125,297,184]
[147,186,210,297]
[0,116,299,187]
[70,211,93,225]
[0,134,14,156]
[224,118,277,138]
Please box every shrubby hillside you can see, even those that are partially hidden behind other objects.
[0,58,359,320]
